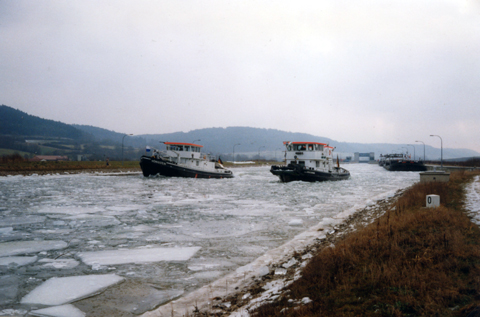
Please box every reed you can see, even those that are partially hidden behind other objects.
[254,171,480,316]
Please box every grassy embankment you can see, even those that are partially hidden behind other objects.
[0,158,140,176]
[255,171,480,316]
[0,154,279,176]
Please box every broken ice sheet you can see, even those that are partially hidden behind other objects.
[38,258,79,269]
[75,280,184,315]
[0,240,67,257]
[20,274,124,306]
[0,256,37,267]
[78,246,201,266]
[30,304,85,317]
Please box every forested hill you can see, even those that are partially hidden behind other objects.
[141,127,335,154]
[0,105,86,140]
[1,104,479,160]
[72,124,132,145]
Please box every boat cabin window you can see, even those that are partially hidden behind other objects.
[286,144,292,151]
[296,144,306,151]
[315,144,324,151]
[167,145,202,152]
[308,145,313,151]
[167,145,184,151]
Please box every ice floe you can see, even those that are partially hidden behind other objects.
[78,246,201,266]
[38,258,79,269]
[0,240,67,257]
[21,274,124,305]
[0,256,37,266]
[30,304,85,317]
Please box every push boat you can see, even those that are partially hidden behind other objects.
[270,142,350,182]
[139,142,234,178]
[380,153,427,172]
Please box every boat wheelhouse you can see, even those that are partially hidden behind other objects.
[270,141,350,182]
[139,142,233,178]
[381,153,427,172]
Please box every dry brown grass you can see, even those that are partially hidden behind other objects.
[254,171,480,316]
[0,160,141,176]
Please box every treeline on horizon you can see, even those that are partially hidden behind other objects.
[2,104,480,161]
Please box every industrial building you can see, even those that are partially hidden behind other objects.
[353,152,375,163]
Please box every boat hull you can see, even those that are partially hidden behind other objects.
[383,161,427,172]
[139,156,234,179]
[270,164,350,183]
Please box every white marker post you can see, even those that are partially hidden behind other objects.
[426,195,440,208]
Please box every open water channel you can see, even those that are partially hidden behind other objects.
[0,164,420,316]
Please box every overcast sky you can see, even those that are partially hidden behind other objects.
[1,0,479,152]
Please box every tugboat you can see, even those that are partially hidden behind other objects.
[270,141,350,182]
[381,153,427,171]
[140,142,234,178]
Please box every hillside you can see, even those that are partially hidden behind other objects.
[0,105,142,160]
[0,105,86,140]
[139,128,480,161]
[140,127,334,154]
[1,105,479,161]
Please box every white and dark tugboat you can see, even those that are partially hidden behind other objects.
[270,141,350,182]
[140,142,234,179]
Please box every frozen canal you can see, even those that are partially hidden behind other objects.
[0,164,420,316]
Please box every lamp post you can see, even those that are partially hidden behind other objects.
[233,143,240,163]
[407,144,415,160]
[430,135,443,167]
[192,139,201,144]
[415,140,425,162]
[258,146,265,160]
[122,134,133,166]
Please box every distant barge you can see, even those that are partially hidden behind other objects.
[379,153,427,172]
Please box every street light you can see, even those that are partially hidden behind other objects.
[233,143,241,163]
[407,144,415,160]
[192,139,201,144]
[430,135,443,167]
[415,140,425,162]
[122,134,133,166]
